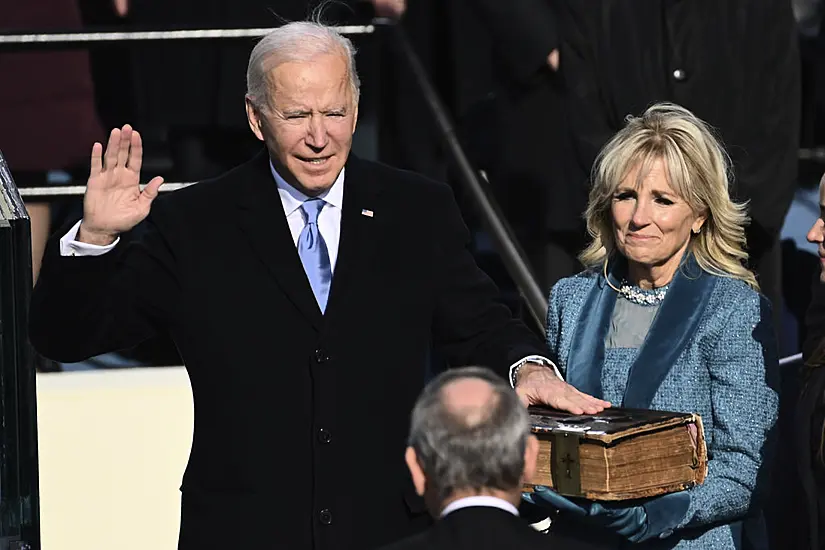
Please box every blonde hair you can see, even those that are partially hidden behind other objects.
[579,102,758,290]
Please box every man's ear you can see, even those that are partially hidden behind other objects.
[245,97,265,142]
[351,103,359,136]
[522,435,539,485]
[405,446,426,497]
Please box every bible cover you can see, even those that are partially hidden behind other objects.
[525,406,707,501]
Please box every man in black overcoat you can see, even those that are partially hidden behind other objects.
[29,20,606,550]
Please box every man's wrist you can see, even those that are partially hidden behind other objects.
[513,363,549,386]
[508,356,562,388]
[77,223,118,247]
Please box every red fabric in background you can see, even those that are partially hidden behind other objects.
[0,0,103,172]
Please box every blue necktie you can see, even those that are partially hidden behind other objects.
[297,198,332,312]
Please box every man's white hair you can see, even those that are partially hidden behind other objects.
[246,21,360,111]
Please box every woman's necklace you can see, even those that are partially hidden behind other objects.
[618,281,670,306]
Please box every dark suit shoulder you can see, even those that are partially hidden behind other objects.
[153,154,263,213]
[377,530,429,550]
[376,507,549,550]
[349,157,454,199]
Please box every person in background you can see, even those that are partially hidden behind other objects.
[375,366,567,550]
[558,0,800,334]
[458,0,582,293]
[798,171,825,550]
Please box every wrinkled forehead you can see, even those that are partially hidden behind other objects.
[268,56,353,107]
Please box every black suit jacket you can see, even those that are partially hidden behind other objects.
[376,506,556,550]
[558,0,800,254]
[455,0,583,235]
[797,278,825,550]
[29,152,549,550]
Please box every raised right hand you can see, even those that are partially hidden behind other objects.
[77,125,164,246]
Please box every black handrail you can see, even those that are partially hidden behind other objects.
[385,21,548,330]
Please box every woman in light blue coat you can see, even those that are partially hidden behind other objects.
[523,103,779,549]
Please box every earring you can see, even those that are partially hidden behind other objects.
[692,227,701,235]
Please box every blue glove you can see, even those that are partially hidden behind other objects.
[522,486,690,543]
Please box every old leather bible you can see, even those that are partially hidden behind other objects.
[525,406,707,501]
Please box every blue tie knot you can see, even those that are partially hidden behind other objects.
[301,198,325,225]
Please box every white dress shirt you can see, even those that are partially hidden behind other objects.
[440,495,519,518]
[58,162,560,379]
[271,161,343,272]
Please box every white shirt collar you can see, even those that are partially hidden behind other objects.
[269,160,345,216]
[440,496,519,518]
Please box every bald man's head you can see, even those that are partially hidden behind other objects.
[405,367,537,509]
[440,377,499,428]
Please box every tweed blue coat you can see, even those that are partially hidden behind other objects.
[546,260,780,549]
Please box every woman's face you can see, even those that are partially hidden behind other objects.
[611,158,706,284]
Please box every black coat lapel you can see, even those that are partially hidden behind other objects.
[235,152,323,330]
[622,256,718,408]
[322,156,381,324]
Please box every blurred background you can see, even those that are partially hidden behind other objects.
[4,0,823,368]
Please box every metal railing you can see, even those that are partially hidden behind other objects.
[779,352,803,367]
[386,23,549,330]
[799,147,825,162]
[18,183,193,198]
[0,25,374,50]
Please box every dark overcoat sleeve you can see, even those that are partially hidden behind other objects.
[468,0,559,86]
[29,205,180,363]
[735,0,801,247]
[428,183,551,379]
[556,0,614,178]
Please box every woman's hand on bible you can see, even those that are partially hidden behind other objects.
[514,363,610,415]
[78,125,164,246]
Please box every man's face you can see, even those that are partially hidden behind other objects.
[806,176,825,282]
[246,53,358,196]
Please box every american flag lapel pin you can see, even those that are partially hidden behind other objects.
[361,208,374,218]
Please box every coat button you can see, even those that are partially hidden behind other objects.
[319,509,333,525]
[314,348,329,363]
[318,429,332,444]
[672,68,687,81]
